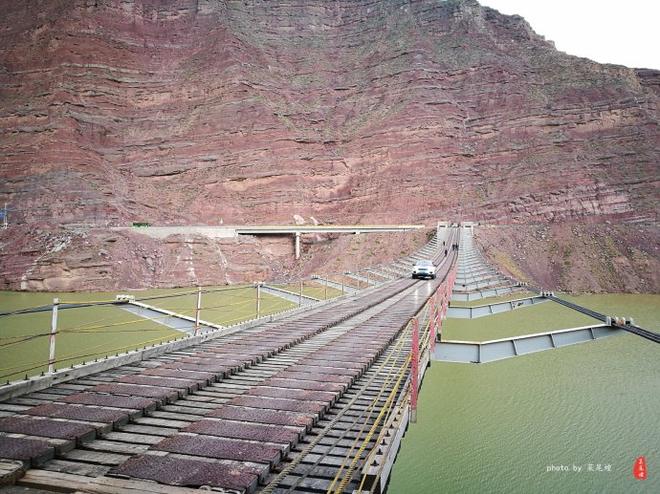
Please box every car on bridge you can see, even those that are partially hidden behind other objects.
[412,259,436,279]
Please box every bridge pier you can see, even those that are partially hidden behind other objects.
[294,232,301,260]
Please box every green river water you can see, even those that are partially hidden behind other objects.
[388,294,660,493]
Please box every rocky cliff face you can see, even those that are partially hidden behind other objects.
[0,0,657,290]
[475,223,660,293]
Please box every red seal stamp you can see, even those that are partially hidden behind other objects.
[633,456,647,481]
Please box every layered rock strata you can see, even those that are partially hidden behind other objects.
[0,0,657,290]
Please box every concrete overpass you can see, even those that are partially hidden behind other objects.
[235,224,424,259]
[116,224,425,259]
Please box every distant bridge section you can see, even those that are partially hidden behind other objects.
[236,224,424,259]
[234,224,424,234]
[116,224,425,259]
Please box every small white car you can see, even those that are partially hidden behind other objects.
[412,259,436,279]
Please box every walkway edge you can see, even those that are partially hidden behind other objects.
[0,286,374,402]
[433,324,624,363]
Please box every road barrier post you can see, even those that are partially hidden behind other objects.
[411,317,419,423]
[430,304,438,352]
[324,275,328,300]
[437,306,444,341]
[438,286,444,341]
[256,282,261,319]
[48,298,59,374]
[194,286,202,336]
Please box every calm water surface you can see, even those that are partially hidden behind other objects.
[388,296,659,493]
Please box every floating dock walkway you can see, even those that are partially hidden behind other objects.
[0,227,457,494]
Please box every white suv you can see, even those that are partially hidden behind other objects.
[412,260,436,279]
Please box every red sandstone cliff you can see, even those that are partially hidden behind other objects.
[0,0,657,291]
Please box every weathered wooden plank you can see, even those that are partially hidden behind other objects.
[157,405,209,416]
[18,470,215,494]
[52,384,91,392]
[61,449,129,466]
[148,411,200,422]
[162,401,215,412]
[131,417,190,429]
[0,459,25,486]
[118,424,177,437]
[0,486,56,494]
[41,458,110,478]
[188,392,234,402]
[6,399,44,407]
[82,440,150,456]
[102,432,163,446]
